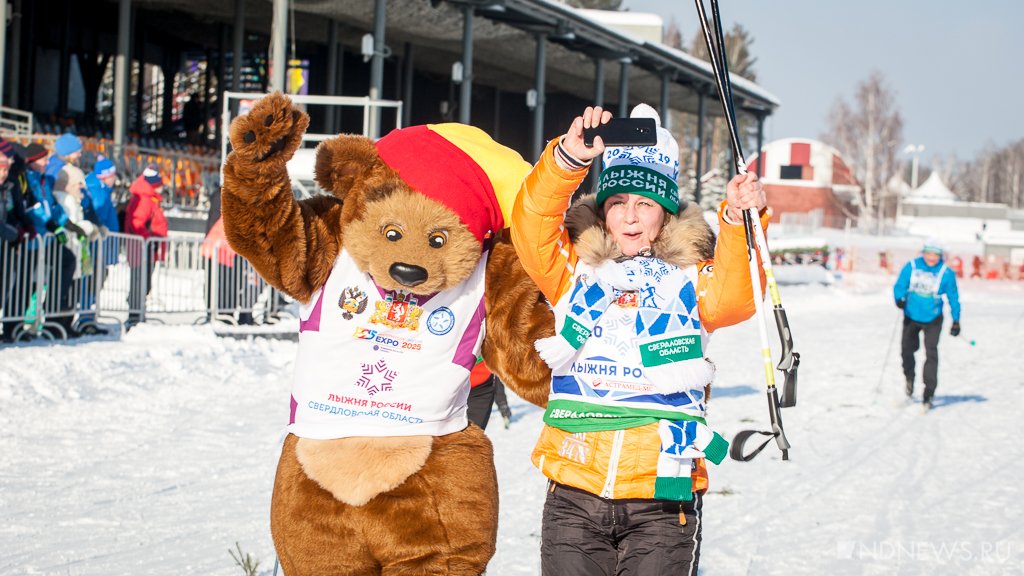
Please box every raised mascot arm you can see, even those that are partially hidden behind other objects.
[221,92,344,303]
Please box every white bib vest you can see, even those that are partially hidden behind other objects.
[289,248,487,439]
[909,260,947,297]
[547,259,712,422]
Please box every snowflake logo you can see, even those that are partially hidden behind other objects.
[355,359,397,396]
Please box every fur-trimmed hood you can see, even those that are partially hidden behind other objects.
[565,194,716,268]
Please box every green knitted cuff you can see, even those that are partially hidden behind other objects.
[654,476,693,501]
[703,432,729,465]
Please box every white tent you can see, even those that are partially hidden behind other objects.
[906,172,957,203]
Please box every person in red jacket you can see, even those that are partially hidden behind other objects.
[124,165,168,330]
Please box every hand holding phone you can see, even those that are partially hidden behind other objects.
[583,118,658,148]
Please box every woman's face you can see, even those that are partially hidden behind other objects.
[602,193,666,257]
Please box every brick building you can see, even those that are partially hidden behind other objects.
[745,138,861,225]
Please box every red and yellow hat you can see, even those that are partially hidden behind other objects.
[375,124,531,246]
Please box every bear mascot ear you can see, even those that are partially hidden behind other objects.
[314,134,390,201]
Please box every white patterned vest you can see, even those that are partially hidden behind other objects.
[544,258,712,432]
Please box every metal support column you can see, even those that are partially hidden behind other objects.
[458,4,474,124]
[216,24,228,144]
[531,33,547,161]
[325,19,339,132]
[161,59,174,131]
[695,90,705,204]
[402,42,414,127]
[232,0,245,93]
[7,0,23,108]
[369,0,387,138]
[0,1,6,107]
[617,58,630,117]
[135,11,145,134]
[660,72,671,130]
[113,0,131,157]
[21,0,37,108]
[270,0,287,92]
[58,0,71,116]
[593,58,604,107]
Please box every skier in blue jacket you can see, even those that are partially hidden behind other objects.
[893,238,961,411]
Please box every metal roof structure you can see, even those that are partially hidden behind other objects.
[121,0,779,118]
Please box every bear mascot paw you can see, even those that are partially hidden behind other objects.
[221,93,553,576]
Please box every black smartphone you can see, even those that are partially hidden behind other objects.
[583,118,658,148]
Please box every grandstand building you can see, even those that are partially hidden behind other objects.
[1,0,779,220]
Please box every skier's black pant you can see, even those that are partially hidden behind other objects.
[902,315,942,403]
[541,482,702,576]
[466,375,497,429]
[493,377,512,421]
[127,258,155,324]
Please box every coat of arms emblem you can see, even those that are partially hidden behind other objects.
[339,286,368,320]
[370,292,423,330]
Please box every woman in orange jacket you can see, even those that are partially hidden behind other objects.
[510,104,768,576]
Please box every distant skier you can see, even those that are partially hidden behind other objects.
[893,238,961,411]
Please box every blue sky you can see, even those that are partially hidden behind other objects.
[622,0,1022,163]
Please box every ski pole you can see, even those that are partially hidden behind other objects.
[706,0,800,409]
[694,0,795,460]
[873,311,903,399]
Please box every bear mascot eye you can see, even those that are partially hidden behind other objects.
[428,231,448,249]
[383,225,403,242]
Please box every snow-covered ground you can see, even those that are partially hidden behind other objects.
[1,270,1022,575]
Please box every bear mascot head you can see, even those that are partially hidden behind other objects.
[221,93,553,575]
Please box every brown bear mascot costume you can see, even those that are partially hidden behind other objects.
[221,93,553,575]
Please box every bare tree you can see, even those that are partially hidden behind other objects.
[664,17,683,50]
[959,140,1024,208]
[821,71,903,229]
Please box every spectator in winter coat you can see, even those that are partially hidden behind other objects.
[44,133,83,195]
[71,156,122,333]
[53,150,102,337]
[84,156,121,234]
[2,142,55,341]
[18,142,83,337]
[0,140,25,243]
[893,238,962,411]
[53,152,99,277]
[510,104,767,576]
[124,165,169,329]
[21,143,79,241]
[0,147,27,342]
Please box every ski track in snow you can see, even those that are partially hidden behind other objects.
[1,274,1022,575]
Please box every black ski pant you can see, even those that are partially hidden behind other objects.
[901,315,943,403]
[128,258,155,323]
[541,482,702,576]
[466,375,497,430]
[493,377,512,420]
